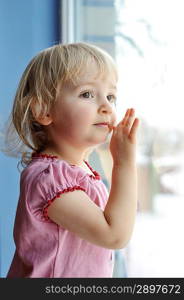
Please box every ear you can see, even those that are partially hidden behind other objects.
[31,100,53,126]
[36,114,53,126]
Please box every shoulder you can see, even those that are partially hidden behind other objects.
[19,155,108,222]
[21,156,88,197]
[19,157,90,221]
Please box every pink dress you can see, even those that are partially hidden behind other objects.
[7,154,114,278]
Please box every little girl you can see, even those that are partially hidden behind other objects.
[5,42,139,278]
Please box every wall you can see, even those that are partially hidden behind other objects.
[0,0,60,277]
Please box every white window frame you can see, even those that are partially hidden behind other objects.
[60,0,75,43]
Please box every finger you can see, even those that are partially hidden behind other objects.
[124,108,130,119]
[115,108,130,128]
[122,108,135,128]
[121,108,130,126]
[125,108,130,118]
[128,118,140,143]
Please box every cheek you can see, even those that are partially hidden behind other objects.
[109,108,117,126]
[54,105,92,134]
[68,105,94,127]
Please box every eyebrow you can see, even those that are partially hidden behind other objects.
[76,81,117,90]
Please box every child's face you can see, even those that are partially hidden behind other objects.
[48,62,117,149]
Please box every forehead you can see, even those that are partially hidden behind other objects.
[73,62,117,88]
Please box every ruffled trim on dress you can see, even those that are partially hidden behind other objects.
[32,153,58,159]
[43,186,86,220]
[31,152,101,180]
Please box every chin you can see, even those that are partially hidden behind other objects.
[94,136,109,145]
[85,132,109,145]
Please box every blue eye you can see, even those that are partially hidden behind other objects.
[107,95,116,102]
[80,91,94,98]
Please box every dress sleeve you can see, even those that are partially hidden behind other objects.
[27,160,88,223]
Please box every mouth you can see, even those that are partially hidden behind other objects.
[94,123,109,128]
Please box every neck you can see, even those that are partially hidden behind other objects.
[41,144,92,166]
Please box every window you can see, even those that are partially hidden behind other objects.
[62,0,184,277]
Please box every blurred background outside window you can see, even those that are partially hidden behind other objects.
[72,0,184,277]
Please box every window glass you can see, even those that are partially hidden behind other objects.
[74,0,184,277]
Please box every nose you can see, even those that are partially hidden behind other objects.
[98,96,113,115]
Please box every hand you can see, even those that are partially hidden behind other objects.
[109,108,139,166]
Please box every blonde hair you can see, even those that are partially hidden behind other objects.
[3,42,118,167]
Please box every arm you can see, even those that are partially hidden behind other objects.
[104,163,137,248]
[104,108,139,248]
[47,108,139,249]
[47,190,116,249]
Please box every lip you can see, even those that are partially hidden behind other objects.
[94,122,109,126]
[94,123,109,128]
